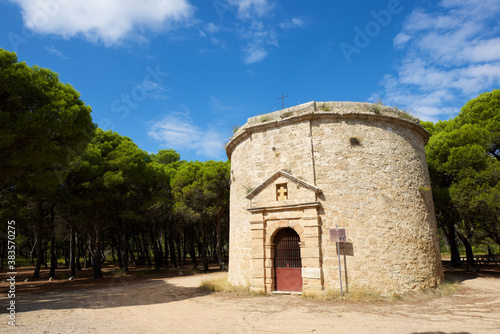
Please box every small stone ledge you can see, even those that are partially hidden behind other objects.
[247,202,322,214]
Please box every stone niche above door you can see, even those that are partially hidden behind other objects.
[246,170,322,209]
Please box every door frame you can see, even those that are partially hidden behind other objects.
[273,227,303,292]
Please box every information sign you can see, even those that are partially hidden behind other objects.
[330,228,346,242]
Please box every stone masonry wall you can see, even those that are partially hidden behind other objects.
[226,101,443,294]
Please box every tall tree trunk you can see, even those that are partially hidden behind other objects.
[129,248,137,267]
[182,235,187,265]
[43,240,48,268]
[30,231,36,266]
[157,235,164,266]
[69,226,76,277]
[33,202,44,279]
[163,231,169,266]
[168,232,177,268]
[113,234,123,268]
[64,242,69,268]
[196,237,209,273]
[83,238,88,269]
[75,232,82,271]
[150,227,163,270]
[132,234,142,265]
[175,235,182,268]
[49,234,57,278]
[143,232,152,267]
[92,223,103,278]
[215,212,224,270]
[439,219,460,267]
[49,206,57,278]
[197,224,209,272]
[454,224,477,272]
[120,222,129,274]
[188,229,197,269]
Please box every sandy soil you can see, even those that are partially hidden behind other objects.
[1,266,500,334]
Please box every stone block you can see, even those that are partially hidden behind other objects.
[302,267,322,279]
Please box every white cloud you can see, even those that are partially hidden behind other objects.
[239,19,278,64]
[243,45,268,64]
[147,109,226,160]
[205,22,222,34]
[209,96,237,115]
[279,18,303,30]
[393,33,411,48]
[205,0,289,64]
[11,0,194,45]
[378,1,500,121]
[45,45,68,59]
[228,0,274,19]
[139,79,170,100]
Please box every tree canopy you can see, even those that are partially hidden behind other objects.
[423,89,500,269]
[0,49,95,190]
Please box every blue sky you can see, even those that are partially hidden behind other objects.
[1,0,499,161]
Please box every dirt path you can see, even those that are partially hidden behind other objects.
[1,271,500,334]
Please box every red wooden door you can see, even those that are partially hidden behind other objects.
[274,228,302,292]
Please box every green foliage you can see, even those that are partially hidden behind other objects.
[150,149,180,165]
[0,48,95,191]
[457,89,500,161]
[425,89,500,256]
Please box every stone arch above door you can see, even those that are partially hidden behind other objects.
[266,220,304,245]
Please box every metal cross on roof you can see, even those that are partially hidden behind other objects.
[277,92,287,109]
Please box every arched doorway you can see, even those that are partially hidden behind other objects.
[274,228,302,292]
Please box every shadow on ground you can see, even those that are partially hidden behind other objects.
[442,260,500,284]
[15,278,210,312]
[1,264,222,312]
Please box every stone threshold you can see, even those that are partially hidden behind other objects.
[271,291,302,296]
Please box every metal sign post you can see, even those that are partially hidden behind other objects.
[330,226,347,296]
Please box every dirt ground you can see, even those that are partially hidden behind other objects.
[1,263,500,334]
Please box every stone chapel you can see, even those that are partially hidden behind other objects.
[225,101,443,294]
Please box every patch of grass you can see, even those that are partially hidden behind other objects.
[302,281,459,302]
[303,287,382,302]
[110,269,128,278]
[430,279,460,298]
[260,115,271,123]
[393,107,420,123]
[200,277,266,296]
[372,106,382,115]
[321,105,331,111]
[280,111,294,118]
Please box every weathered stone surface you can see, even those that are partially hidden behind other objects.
[226,101,443,294]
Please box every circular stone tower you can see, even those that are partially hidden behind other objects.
[226,101,443,294]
